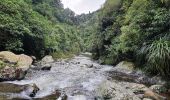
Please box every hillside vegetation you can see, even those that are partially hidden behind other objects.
[0,0,82,58]
[84,0,170,76]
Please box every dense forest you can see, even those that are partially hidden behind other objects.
[79,0,170,76]
[1,0,170,76]
[0,0,82,58]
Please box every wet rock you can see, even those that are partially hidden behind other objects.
[81,52,92,57]
[129,83,149,94]
[143,98,153,100]
[34,90,67,100]
[115,61,135,73]
[107,70,138,83]
[85,64,93,68]
[11,98,30,100]
[0,67,27,81]
[41,55,54,64]
[96,81,141,100]
[108,64,165,86]
[0,95,9,100]
[144,90,166,100]
[71,95,87,100]
[31,56,37,64]
[150,85,167,94]
[0,83,39,99]
[33,55,54,70]
[41,64,52,70]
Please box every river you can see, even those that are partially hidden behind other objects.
[2,54,168,100]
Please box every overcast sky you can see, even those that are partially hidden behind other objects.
[61,0,106,15]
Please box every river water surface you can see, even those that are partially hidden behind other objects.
[4,54,161,100]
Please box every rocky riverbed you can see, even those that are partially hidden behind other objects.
[0,53,169,100]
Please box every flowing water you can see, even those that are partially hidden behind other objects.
[3,54,169,100]
[7,55,114,99]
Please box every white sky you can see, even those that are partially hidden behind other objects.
[61,0,106,15]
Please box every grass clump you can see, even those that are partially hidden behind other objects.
[0,60,6,69]
[51,52,75,60]
[137,38,170,76]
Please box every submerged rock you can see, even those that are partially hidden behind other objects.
[34,90,67,100]
[0,83,39,99]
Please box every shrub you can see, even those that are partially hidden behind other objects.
[137,38,170,76]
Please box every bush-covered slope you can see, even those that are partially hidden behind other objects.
[87,0,170,76]
[0,0,81,58]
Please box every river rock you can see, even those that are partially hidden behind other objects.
[0,51,33,81]
[143,98,152,100]
[129,83,149,94]
[108,61,165,86]
[114,61,135,73]
[41,55,54,64]
[0,83,39,99]
[41,64,52,70]
[84,64,93,68]
[33,55,54,70]
[150,85,168,94]
[0,51,33,70]
[144,90,166,100]
[0,67,26,81]
[96,81,141,100]
[34,90,67,100]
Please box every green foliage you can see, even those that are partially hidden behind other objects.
[0,60,6,69]
[51,52,74,60]
[87,0,170,76]
[0,0,82,58]
[137,39,170,76]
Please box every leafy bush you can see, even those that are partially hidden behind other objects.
[0,60,6,69]
[137,38,170,76]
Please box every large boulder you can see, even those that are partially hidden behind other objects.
[96,81,141,100]
[0,51,33,70]
[0,51,33,81]
[108,61,165,85]
[114,61,135,73]
[33,55,54,70]
[41,55,54,64]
